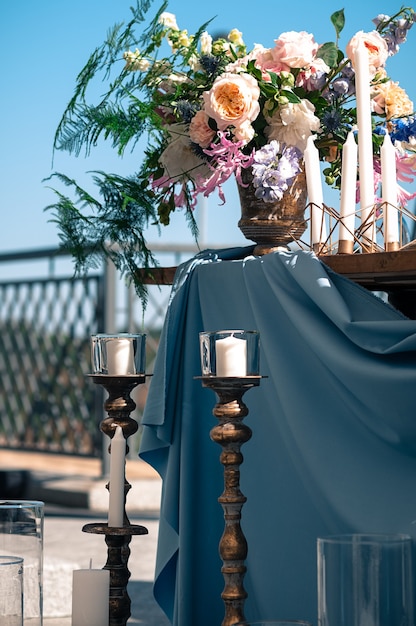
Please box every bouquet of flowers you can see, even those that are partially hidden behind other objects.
[47,1,416,298]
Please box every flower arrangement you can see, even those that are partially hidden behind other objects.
[47,1,416,298]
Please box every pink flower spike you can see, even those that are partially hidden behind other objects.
[397,185,416,206]
[396,152,416,184]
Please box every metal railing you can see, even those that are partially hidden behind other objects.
[0,244,200,458]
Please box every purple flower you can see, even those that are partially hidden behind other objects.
[251,140,302,202]
[373,11,416,55]
[331,78,352,97]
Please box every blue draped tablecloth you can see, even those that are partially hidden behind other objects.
[139,246,416,625]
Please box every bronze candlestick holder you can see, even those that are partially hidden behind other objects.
[84,374,148,626]
[198,375,262,626]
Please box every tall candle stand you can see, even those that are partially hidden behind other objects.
[84,374,148,626]
[198,375,262,626]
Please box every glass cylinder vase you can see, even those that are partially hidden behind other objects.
[0,501,44,625]
[317,533,414,626]
[91,333,146,376]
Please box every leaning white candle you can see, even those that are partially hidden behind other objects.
[108,425,126,527]
[339,131,358,247]
[106,338,134,375]
[215,335,247,377]
[72,565,109,626]
[354,41,375,231]
[304,135,327,246]
[381,131,399,246]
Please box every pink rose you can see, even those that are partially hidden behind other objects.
[271,31,319,70]
[203,72,260,133]
[189,110,216,147]
[253,46,287,77]
[346,30,389,77]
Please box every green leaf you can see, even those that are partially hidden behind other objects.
[279,90,302,104]
[316,42,340,68]
[260,83,279,99]
[247,60,263,81]
[330,9,345,38]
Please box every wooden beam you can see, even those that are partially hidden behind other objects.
[135,250,416,292]
[318,249,416,291]
[136,266,177,285]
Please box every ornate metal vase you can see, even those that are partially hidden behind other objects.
[237,167,308,255]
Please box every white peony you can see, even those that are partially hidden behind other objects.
[265,100,321,151]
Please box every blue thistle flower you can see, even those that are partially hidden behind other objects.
[321,108,345,134]
[199,54,224,77]
[176,100,199,123]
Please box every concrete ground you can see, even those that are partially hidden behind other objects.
[42,508,170,625]
[0,450,170,625]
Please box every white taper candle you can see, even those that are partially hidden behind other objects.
[354,41,375,233]
[108,425,126,527]
[381,131,399,246]
[304,135,327,246]
[339,131,358,245]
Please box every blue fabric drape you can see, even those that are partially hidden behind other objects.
[139,247,416,625]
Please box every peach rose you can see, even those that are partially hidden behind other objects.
[271,31,319,70]
[346,30,389,77]
[372,80,414,119]
[203,72,260,133]
[189,110,216,147]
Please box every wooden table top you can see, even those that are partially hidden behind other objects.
[319,248,416,291]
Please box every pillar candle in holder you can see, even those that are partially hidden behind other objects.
[106,338,134,375]
[72,563,109,626]
[91,333,146,376]
[199,330,260,377]
[108,425,126,527]
[216,334,247,377]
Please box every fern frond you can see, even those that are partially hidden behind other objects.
[44,169,161,306]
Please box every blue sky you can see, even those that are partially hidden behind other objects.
[1,0,416,257]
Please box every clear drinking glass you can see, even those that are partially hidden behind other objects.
[91,333,146,375]
[317,533,414,626]
[0,555,24,626]
[199,330,260,377]
[0,501,44,625]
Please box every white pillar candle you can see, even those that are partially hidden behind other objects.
[339,131,358,245]
[215,335,247,377]
[381,131,399,246]
[354,41,375,231]
[108,425,125,527]
[106,338,135,375]
[72,566,109,626]
[304,135,327,246]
